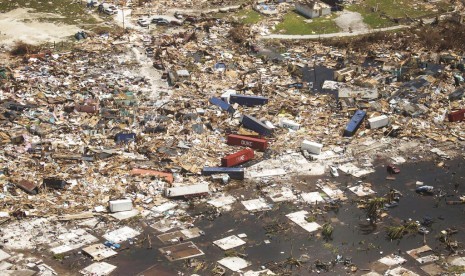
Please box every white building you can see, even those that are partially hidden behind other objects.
[295,1,331,19]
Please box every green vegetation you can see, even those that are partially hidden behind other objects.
[321,222,334,240]
[0,0,99,25]
[305,215,316,223]
[274,11,340,35]
[323,242,339,254]
[386,221,419,240]
[347,7,395,28]
[235,9,262,24]
[447,266,465,274]
[53,253,65,261]
[365,196,388,224]
[346,0,453,28]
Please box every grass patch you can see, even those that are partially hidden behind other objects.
[210,11,230,19]
[346,0,453,28]
[53,253,65,261]
[274,11,340,35]
[234,9,262,24]
[447,266,465,274]
[354,9,395,28]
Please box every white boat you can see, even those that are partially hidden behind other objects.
[329,166,339,177]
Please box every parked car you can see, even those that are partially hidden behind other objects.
[103,5,117,15]
[184,16,197,24]
[137,18,149,27]
[387,164,400,174]
[288,83,303,89]
[153,60,164,70]
[145,47,154,57]
[329,166,339,177]
[152,18,169,25]
[416,185,434,195]
[170,20,182,26]
[151,17,163,23]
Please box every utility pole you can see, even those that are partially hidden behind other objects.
[122,6,125,30]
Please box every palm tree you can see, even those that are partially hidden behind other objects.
[322,222,334,241]
[366,197,388,224]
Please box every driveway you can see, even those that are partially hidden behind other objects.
[334,10,369,33]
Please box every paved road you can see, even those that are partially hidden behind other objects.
[167,5,241,15]
[260,25,408,40]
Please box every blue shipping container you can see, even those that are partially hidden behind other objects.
[343,110,366,137]
[241,115,272,136]
[201,167,245,180]
[229,94,269,107]
[115,132,136,143]
[209,97,235,114]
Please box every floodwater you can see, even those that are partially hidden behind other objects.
[56,158,464,275]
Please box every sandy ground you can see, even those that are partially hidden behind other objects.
[334,10,369,33]
[0,8,80,48]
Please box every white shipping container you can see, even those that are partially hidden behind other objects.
[109,199,133,213]
[368,115,389,129]
[301,140,323,155]
[221,90,236,103]
[279,119,300,131]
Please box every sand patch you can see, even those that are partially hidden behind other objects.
[0,8,80,47]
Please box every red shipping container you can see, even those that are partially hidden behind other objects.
[221,148,254,167]
[227,134,268,151]
[448,109,465,122]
